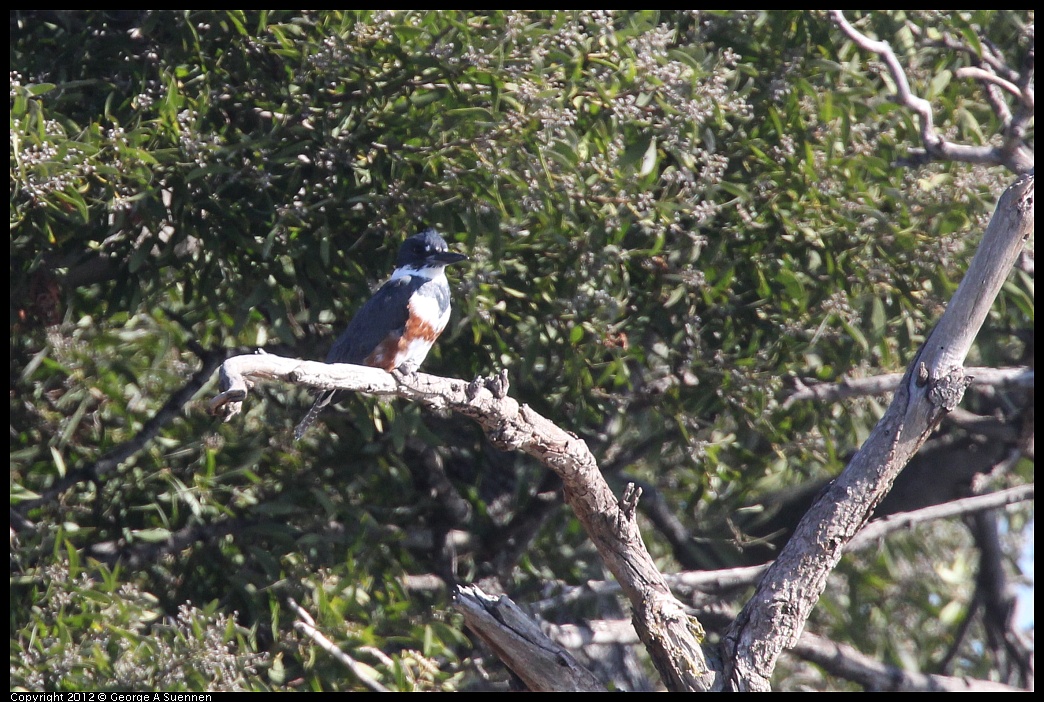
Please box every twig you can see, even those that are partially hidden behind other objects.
[955,66,1024,101]
[791,630,1022,692]
[287,598,391,693]
[849,483,1033,551]
[831,11,1033,173]
[782,366,1032,409]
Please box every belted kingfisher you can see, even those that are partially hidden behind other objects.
[294,228,467,440]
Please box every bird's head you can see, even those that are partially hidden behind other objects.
[395,228,468,271]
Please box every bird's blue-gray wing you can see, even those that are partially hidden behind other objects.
[325,276,422,364]
[294,276,421,440]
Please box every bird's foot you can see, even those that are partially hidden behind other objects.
[391,365,418,382]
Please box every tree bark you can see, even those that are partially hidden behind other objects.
[720,173,1034,691]
[211,365,717,691]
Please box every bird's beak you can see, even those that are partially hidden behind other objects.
[431,251,468,265]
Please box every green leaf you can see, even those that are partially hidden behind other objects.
[28,82,57,96]
[50,446,67,478]
[129,528,173,543]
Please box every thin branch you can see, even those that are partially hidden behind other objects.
[287,598,391,693]
[832,12,936,133]
[529,578,639,615]
[782,366,1032,408]
[955,66,1024,101]
[849,483,1033,551]
[926,29,1033,104]
[791,630,1023,692]
[17,347,227,513]
[831,11,1034,173]
[546,618,640,649]
[942,407,1019,442]
[940,35,1020,83]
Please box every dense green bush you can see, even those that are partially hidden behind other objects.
[11,11,1032,691]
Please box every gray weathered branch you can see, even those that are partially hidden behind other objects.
[791,631,1023,692]
[210,359,717,691]
[720,172,1033,691]
[832,11,1034,173]
[453,584,606,692]
[783,365,1033,408]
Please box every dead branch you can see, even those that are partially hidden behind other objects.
[210,359,717,691]
[783,366,1033,409]
[719,170,1033,690]
[453,584,606,692]
[831,11,1034,173]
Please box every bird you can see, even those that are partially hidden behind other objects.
[294,228,467,440]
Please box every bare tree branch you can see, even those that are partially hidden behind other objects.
[721,173,1034,691]
[453,584,606,692]
[955,65,1024,101]
[922,25,1035,120]
[544,617,641,649]
[210,362,717,691]
[942,407,1019,442]
[206,179,1033,694]
[850,483,1033,551]
[831,11,1034,173]
[789,630,1024,692]
[287,598,391,693]
[783,366,1033,408]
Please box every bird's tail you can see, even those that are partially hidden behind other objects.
[294,390,336,441]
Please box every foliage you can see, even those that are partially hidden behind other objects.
[11,10,1033,691]
[10,556,266,691]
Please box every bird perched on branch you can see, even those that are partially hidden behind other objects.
[294,228,467,440]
